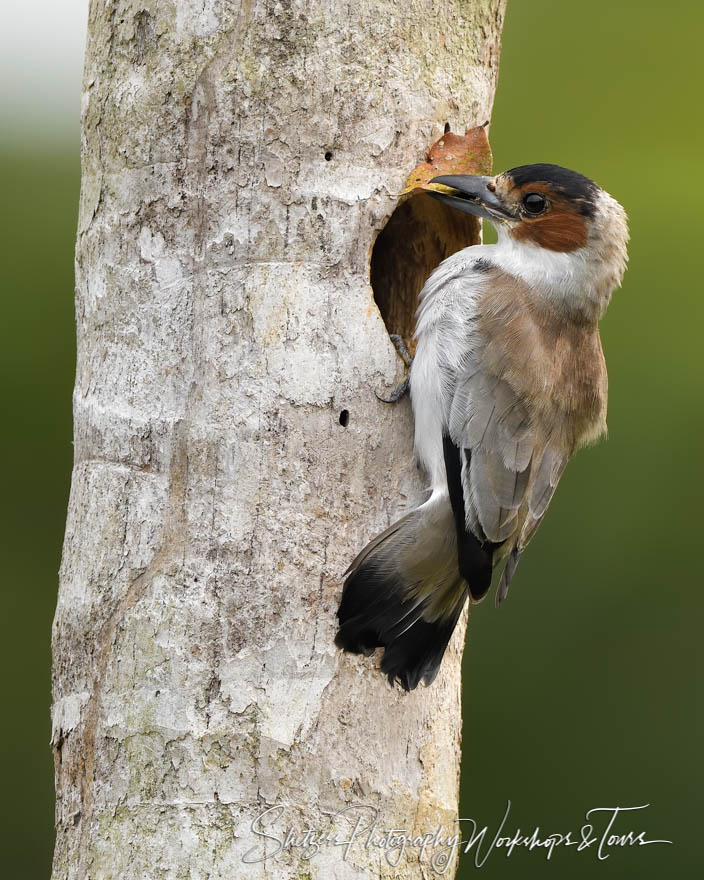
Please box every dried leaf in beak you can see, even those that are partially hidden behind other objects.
[396,125,493,196]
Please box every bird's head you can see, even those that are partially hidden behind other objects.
[430,164,629,319]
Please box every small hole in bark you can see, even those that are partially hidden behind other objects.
[324,151,333,161]
[444,121,451,133]
[339,409,349,427]
[370,193,482,341]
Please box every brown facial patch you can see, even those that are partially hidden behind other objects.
[492,177,590,252]
[513,209,588,252]
[511,183,588,252]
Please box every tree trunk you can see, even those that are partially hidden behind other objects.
[51,1,505,877]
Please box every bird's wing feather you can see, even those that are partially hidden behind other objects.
[426,261,570,597]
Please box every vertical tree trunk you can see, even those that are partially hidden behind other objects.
[52,1,505,877]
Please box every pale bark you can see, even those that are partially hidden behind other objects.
[52,1,506,877]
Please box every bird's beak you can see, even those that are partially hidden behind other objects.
[428,174,517,223]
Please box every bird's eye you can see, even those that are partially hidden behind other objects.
[522,193,547,215]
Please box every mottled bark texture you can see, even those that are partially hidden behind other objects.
[52,1,505,877]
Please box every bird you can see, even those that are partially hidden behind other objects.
[335,163,629,691]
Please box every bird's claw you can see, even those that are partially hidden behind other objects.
[376,376,409,404]
[377,335,414,403]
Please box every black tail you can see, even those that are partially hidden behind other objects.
[335,502,468,690]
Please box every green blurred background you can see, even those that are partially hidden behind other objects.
[0,1,700,877]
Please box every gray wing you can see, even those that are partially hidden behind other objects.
[437,306,567,602]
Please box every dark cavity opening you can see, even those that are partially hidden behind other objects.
[370,193,481,342]
[339,409,349,427]
[324,151,333,161]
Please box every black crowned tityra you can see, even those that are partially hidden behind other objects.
[336,164,629,690]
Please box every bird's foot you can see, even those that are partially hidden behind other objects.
[376,376,409,404]
[389,334,413,368]
[376,334,413,403]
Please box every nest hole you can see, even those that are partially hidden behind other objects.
[370,193,481,342]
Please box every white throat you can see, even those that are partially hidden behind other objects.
[485,228,605,322]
